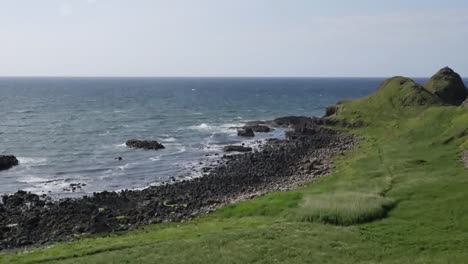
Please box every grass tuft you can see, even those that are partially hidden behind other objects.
[294,192,395,226]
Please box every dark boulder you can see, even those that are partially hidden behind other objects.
[237,128,255,137]
[243,125,273,133]
[126,139,165,150]
[0,156,19,171]
[223,145,253,152]
[271,116,316,128]
[424,67,467,105]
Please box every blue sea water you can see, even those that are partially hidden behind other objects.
[0,77,443,197]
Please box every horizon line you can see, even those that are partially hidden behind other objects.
[0,75,440,79]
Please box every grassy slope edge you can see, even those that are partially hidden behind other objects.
[2,77,468,263]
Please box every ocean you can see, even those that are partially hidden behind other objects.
[0,77,441,197]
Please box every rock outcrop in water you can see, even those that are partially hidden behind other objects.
[126,139,165,150]
[243,125,272,133]
[424,67,467,105]
[223,145,253,152]
[237,128,255,137]
[0,155,19,171]
[0,116,355,250]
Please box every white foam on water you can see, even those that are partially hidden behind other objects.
[115,143,127,148]
[220,122,242,128]
[17,157,48,165]
[189,122,243,136]
[174,146,187,154]
[13,109,35,114]
[17,175,53,184]
[118,163,132,171]
[189,123,212,131]
[150,156,161,161]
[161,137,176,142]
[201,143,224,152]
[24,179,74,194]
[99,130,110,136]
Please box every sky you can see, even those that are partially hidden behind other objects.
[0,0,467,77]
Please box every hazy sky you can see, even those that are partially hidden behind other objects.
[1,0,467,77]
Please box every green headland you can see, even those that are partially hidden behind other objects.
[2,67,468,264]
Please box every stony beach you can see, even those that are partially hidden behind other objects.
[0,116,355,250]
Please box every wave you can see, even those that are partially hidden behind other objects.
[161,137,176,142]
[118,164,132,171]
[12,109,36,114]
[162,144,187,157]
[189,123,213,130]
[189,122,242,133]
[150,156,161,161]
[99,130,110,136]
[22,178,79,194]
[166,146,187,156]
[17,157,48,165]
[17,176,56,184]
[116,160,152,171]
[55,168,111,176]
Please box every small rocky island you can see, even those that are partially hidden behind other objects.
[0,156,19,171]
[126,139,165,150]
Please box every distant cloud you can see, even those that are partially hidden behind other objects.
[58,3,73,16]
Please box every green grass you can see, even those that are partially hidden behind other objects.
[3,80,468,263]
[293,192,395,225]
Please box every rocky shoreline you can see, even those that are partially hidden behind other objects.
[0,116,355,251]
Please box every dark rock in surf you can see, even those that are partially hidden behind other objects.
[0,155,19,171]
[237,128,255,137]
[223,146,253,152]
[270,116,316,128]
[243,125,273,133]
[126,139,165,150]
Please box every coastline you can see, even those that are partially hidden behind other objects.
[0,115,355,250]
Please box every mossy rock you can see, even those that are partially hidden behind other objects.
[353,76,442,110]
[424,67,467,105]
[331,76,443,123]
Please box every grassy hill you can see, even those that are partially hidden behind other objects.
[2,76,468,263]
